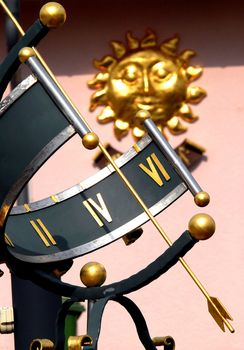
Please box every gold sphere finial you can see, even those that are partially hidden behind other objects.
[194,191,210,207]
[80,262,107,287]
[39,2,66,28]
[136,110,152,120]
[82,132,99,150]
[18,47,36,63]
[188,213,215,240]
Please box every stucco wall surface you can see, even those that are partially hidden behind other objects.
[0,1,244,349]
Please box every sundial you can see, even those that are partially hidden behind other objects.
[0,2,234,350]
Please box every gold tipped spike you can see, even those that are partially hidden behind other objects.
[208,297,234,332]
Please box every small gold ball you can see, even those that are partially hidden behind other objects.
[18,47,35,63]
[188,213,215,240]
[39,2,66,28]
[82,132,99,150]
[194,191,210,207]
[136,110,151,120]
[80,262,107,287]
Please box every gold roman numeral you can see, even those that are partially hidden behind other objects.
[139,153,170,186]
[83,193,112,227]
[4,233,14,247]
[30,219,57,247]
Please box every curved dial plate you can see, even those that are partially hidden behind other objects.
[0,75,76,239]
[6,135,187,263]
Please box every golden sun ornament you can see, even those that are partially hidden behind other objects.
[88,30,206,140]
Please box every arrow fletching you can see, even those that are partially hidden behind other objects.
[208,296,234,332]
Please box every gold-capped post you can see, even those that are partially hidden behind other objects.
[80,262,106,287]
[18,47,36,63]
[39,2,66,28]
[82,132,99,150]
[194,191,210,207]
[188,213,215,240]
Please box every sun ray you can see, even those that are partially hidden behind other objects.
[94,56,116,71]
[133,126,145,139]
[185,66,203,82]
[111,41,126,59]
[97,106,115,123]
[179,49,196,64]
[126,32,139,50]
[89,89,108,111]
[88,72,109,89]
[186,86,207,104]
[114,119,130,139]
[177,103,198,122]
[141,30,157,48]
[167,116,187,134]
[160,35,179,55]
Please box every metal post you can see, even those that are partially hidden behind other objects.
[11,276,62,350]
[3,2,62,349]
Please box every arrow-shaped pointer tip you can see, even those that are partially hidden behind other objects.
[208,296,234,333]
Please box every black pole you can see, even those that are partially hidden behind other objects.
[3,1,62,349]
[4,2,20,54]
[4,0,28,204]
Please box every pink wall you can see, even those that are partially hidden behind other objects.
[1,1,244,349]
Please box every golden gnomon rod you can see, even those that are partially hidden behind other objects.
[0,0,234,333]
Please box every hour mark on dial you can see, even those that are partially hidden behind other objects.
[139,153,170,186]
[83,193,112,227]
[4,233,14,247]
[23,203,31,212]
[30,219,57,247]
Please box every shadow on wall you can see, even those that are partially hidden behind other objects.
[1,0,244,76]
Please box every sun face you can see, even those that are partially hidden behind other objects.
[88,30,206,140]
